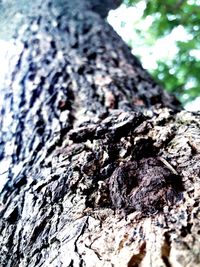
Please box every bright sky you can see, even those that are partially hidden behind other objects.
[108,4,200,111]
[107,4,190,69]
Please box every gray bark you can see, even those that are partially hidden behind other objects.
[0,1,200,267]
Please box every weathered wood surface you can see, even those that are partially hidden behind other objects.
[0,1,200,266]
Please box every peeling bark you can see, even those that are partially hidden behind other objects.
[0,1,200,267]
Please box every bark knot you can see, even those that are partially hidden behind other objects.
[109,157,183,215]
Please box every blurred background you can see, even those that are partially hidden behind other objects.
[108,0,200,111]
[0,0,199,111]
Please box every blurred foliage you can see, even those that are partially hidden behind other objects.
[124,0,200,104]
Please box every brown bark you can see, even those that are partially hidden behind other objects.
[0,1,200,267]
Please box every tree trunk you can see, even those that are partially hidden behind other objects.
[0,1,200,266]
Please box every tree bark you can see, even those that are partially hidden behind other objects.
[0,1,200,266]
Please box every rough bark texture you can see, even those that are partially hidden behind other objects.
[0,1,200,267]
